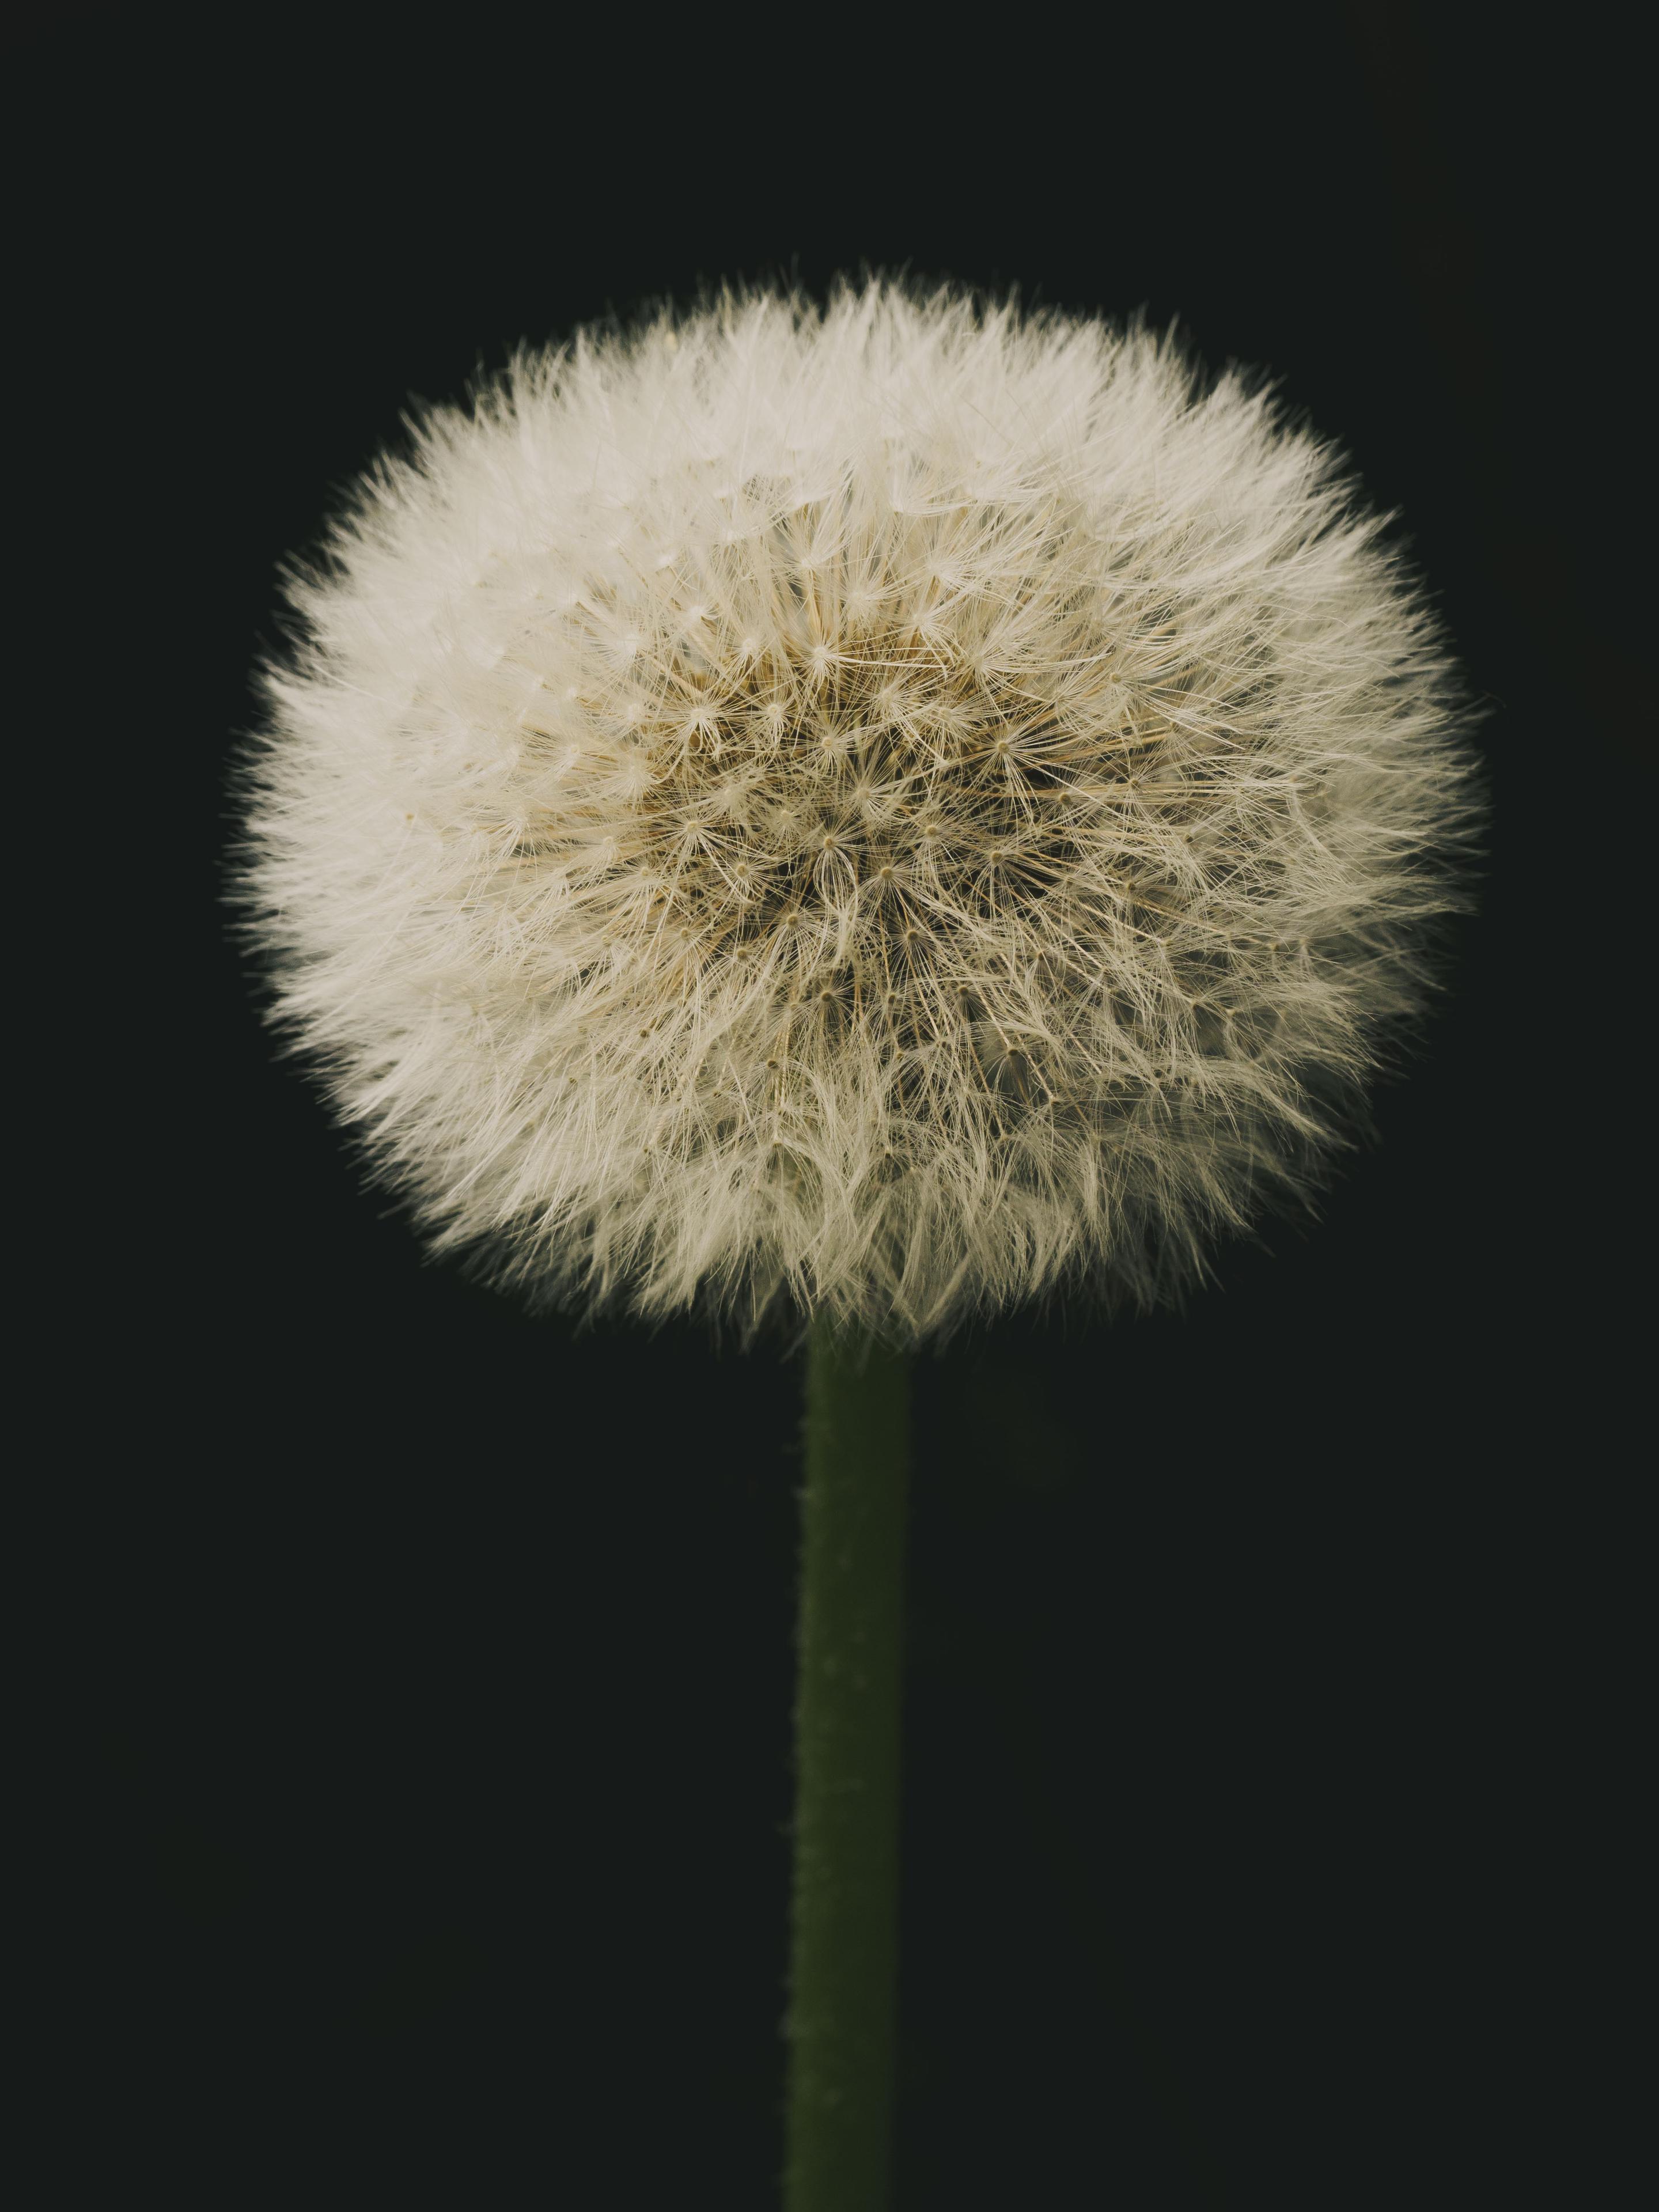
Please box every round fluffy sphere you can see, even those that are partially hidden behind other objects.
[236,279,1480,1342]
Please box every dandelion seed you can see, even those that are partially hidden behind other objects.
[233,278,1481,1344]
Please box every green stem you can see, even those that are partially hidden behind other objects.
[782,1317,912,2212]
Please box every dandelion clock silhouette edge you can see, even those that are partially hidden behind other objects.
[234,276,1481,1342]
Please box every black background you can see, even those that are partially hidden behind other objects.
[42,10,1639,2205]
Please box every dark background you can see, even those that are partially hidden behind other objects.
[39,10,1638,2204]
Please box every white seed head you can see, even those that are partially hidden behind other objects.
[233,278,1482,1343]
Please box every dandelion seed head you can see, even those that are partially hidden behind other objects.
[233,278,1482,1343]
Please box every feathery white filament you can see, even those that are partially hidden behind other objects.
[234,279,1480,1341]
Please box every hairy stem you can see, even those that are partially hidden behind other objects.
[782,1319,912,2212]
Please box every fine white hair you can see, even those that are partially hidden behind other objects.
[233,277,1482,1343]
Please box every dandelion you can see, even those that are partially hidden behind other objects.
[232,277,1481,2209]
